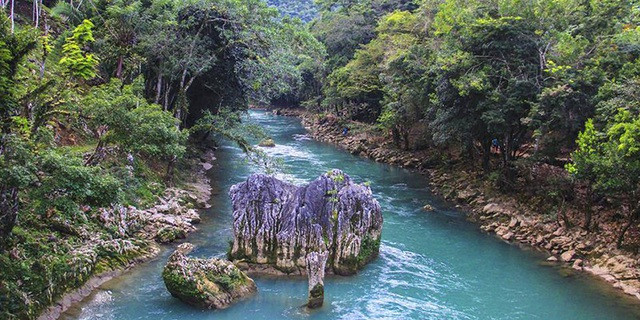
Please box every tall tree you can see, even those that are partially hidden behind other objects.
[0,14,37,242]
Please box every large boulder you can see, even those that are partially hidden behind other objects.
[229,169,383,276]
[162,243,256,309]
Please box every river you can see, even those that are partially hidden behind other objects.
[62,110,640,319]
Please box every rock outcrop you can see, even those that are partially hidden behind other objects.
[163,243,256,309]
[229,169,383,276]
[94,184,207,244]
[306,251,328,308]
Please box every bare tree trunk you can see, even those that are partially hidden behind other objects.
[180,69,188,90]
[84,140,105,166]
[402,127,410,151]
[501,134,509,167]
[583,207,592,231]
[163,85,170,111]
[85,125,109,166]
[165,155,177,186]
[481,140,491,172]
[617,204,640,249]
[116,56,124,79]
[175,107,181,124]
[10,0,14,33]
[617,214,634,249]
[557,198,572,228]
[38,0,42,27]
[171,70,189,123]
[33,0,42,28]
[154,73,162,104]
[39,25,49,79]
[391,127,401,148]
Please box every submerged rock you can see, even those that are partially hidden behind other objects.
[258,138,276,147]
[162,243,256,309]
[228,169,383,276]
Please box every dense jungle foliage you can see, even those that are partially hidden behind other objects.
[267,0,317,22]
[0,0,324,244]
[301,0,640,249]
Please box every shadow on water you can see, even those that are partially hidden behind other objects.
[62,110,640,320]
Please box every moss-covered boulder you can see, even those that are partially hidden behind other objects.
[155,226,187,244]
[162,243,256,309]
[258,138,276,147]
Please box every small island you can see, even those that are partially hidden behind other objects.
[228,169,383,307]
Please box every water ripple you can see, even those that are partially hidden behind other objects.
[293,134,312,141]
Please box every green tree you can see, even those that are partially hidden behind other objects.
[0,13,37,243]
[568,111,640,248]
[433,11,543,171]
[101,0,145,80]
[32,150,122,218]
[59,19,99,80]
[80,78,186,166]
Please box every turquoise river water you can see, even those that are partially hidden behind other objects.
[62,110,640,319]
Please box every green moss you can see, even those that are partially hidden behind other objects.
[163,255,253,308]
[60,143,97,156]
[226,240,234,260]
[338,235,381,274]
[155,227,187,244]
[162,268,204,301]
[211,268,247,291]
[309,283,324,298]
[0,223,151,319]
[323,234,330,247]
[357,235,380,265]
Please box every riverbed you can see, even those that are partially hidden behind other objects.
[62,110,640,319]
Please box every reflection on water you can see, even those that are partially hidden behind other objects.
[62,110,640,320]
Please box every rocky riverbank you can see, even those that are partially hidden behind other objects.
[37,149,216,320]
[272,108,640,301]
